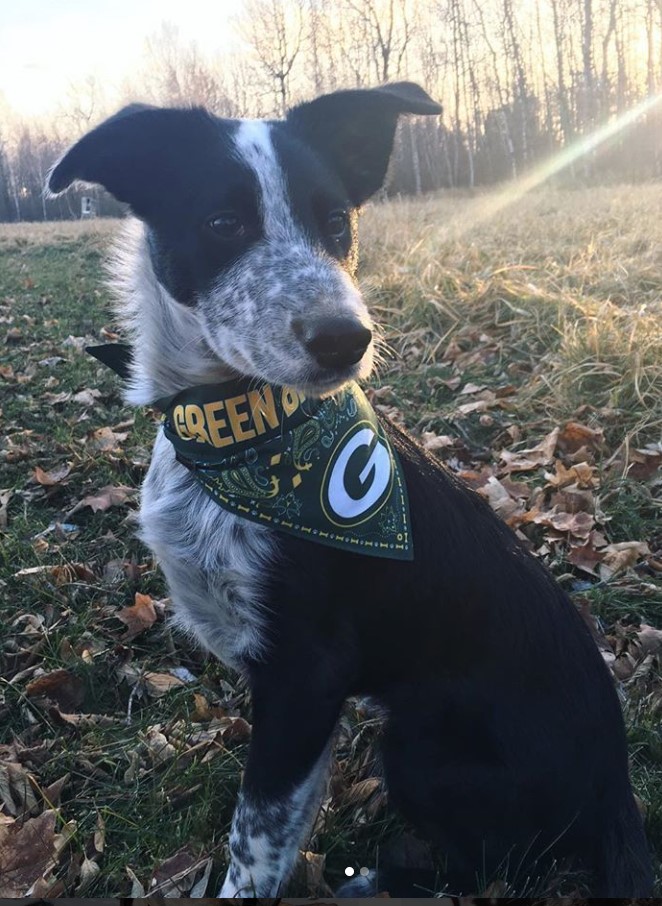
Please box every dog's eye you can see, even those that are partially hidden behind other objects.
[207,212,246,240]
[327,210,349,240]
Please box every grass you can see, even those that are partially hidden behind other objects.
[1,184,662,896]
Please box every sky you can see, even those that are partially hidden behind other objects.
[0,0,245,117]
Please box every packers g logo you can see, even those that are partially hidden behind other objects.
[321,421,394,528]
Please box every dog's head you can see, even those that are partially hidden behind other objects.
[48,83,441,395]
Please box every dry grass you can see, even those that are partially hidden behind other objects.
[360,184,662,445]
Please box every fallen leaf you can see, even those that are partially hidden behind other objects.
[86,426,128,454]
[557,421,605,456]
[568,541,604,575]
[117,592,157,640]
[33,464,71,487]
[119,664,186,698]
[635,624,662,657]
[26,669,85,712]
[337,777,381,808]
[0,809,56,897]
[93,812,105,854]
[150,845,213,897]
[0,488,11,529]
[292,850,329,897]
[0,763,39,818]
[220,716,252,745]
[72,388,102,407]
[14,563,97,584]
[143,726,177,765]
[421,433,455,453]
[600,541,651,579]
[544,460,598,490]
[477,477,525,524]
[74,855,100,895]
[499,428,560,472]
[74,484,136,513]
[5,327,23,344]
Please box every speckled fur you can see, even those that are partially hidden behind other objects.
[197,121,373,395]
[219,745,332,897]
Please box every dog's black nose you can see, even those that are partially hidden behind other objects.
[297,317,372,369]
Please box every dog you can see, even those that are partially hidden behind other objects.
[47,82,653,898]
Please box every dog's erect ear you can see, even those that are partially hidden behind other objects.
[47,104,219,218]
[287,82,442,206]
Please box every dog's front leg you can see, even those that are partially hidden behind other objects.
[218,663,347,897]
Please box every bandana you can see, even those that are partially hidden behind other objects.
[88,344,413,560]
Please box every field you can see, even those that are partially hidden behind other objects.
[1,184,662,897]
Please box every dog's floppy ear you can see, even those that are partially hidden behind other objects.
[287,82,442,206]
[47,104,218,218]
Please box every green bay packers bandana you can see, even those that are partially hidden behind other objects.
[87,345,413,560]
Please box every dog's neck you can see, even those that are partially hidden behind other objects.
[109,220,233,405]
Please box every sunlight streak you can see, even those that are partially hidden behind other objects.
[449,92,662,237]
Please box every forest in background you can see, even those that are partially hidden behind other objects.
[2,0,662,221]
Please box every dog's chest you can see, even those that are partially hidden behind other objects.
[139,431,276,668]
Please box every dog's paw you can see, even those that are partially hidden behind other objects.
[334,868,378,897]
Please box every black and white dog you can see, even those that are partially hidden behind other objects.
[48,83,653,897]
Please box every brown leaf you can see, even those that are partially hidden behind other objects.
[459,381,486,395]
[545,460,598,490]
[5,326,23,344]
[600,541,652,579]
[499,427,560,473]
[33,464,71,486]
[0,488,11,530]
[51,562,97,584]
[76,484,136,513]
[146,672,187,696]
[568,542,604,576]
[635,624,662,657]
[86,426,128,453]
[0,809,56,897]
[421,432,456,453]
[477,477,526,525]
[143,726,177,764]
[0,762,39,818]
[220,716,252,746]
[627,445,662,481]
[150,845,213,897]
[293,850,329,898]
[547,509,595,539]
[14,562,97,584]
[93,811,105,854]
[26,669,85,711]
[0,364,15,380]
[72,388,102,407]
[117,592,157,640]
[192,693,229,722]
[557,421,605,456]
[337,777,381,808]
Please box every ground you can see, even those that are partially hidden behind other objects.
[1,184,662,897]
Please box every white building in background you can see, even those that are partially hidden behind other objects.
[81,196,98,218]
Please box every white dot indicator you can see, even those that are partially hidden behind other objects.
[360,866,370,877]
[344,866,355,877]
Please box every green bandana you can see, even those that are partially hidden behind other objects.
[159,378,413,560]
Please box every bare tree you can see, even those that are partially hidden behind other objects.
[344,0,413,82]
[240,0,305,116]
